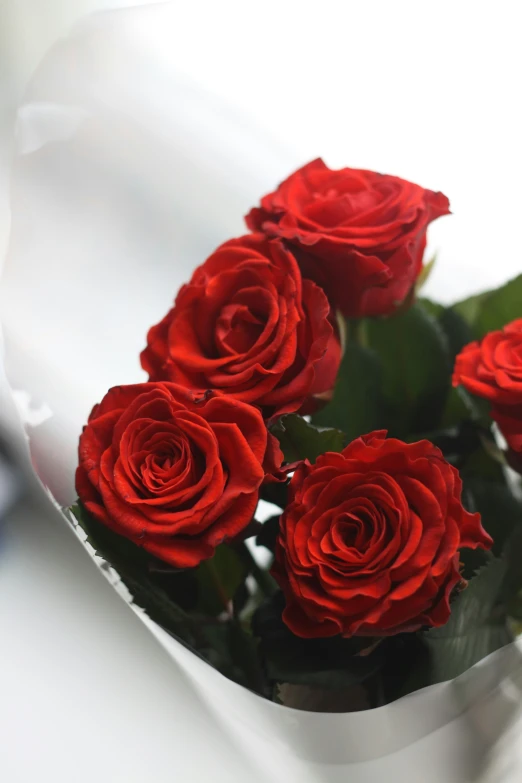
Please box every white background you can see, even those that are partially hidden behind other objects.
[1,1,521,300]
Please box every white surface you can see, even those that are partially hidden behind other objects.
[0,0,160,285]
[1,3,522,781]
[2,489,522,782]
[0,494,274,783]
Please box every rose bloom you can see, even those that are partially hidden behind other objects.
[246,158,450,318]
[453,318,522,453]
[76,383,282,568]
[272,431,491,638]
[141,234,340,420]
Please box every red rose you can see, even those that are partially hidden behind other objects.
[76,383,282,568]
[246,158,450,318]
[453,318,522,405]
[141,234,340,420]
[272,431,491,638]
[453,319,522,454]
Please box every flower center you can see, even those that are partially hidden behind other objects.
[336,509,374,550]
[215,303,265,355]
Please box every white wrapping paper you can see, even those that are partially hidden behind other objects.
[2,5,522,780]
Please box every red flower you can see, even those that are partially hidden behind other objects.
[453,318,522,405]
[272,431,491,638]
[246,158,450,318]
[76,383,282,568]
[141,234,340,420]
[453,319,522,453]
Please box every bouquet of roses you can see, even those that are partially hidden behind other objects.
[70,159,522,711]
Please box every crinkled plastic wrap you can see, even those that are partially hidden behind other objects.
[2,5,522,781]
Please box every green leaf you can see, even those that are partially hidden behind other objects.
[233,541,278,598]
[72,501,246,618]
[70,502,152,569]
[70,503,265,692]
[424,559,512,683]
[232,581,250,619]
[270,414,344,464]
[258,480,288,511]
[253,594,384,689]
[201,621,265,691]
[380,634,433,703]
[441,384,491,429]
[196,545,247,616]
[460,441,505,482]
[501,520,522,616]
[417,301,478,429]
[438,307,474,364]
[452,290,491,331]
[452,274,522,339]
[366,303,451,436]
[70,503,204,648]
[440,387,468,429]
[418,297,445,320]
[463,479,522,557]
[411,420,482,462]
[255,514,280,554]
[415,254,437,292]
[312,341,385,441]
[475,275,522,337]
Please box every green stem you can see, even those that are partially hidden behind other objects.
[235,542,277,598]
[348,318,368,348]
[204,557,233,615]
